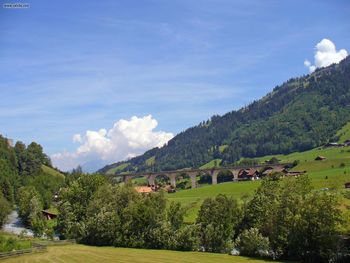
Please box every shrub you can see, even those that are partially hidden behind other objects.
[172,225,199,251]
[0,194,11,227]
[235,228,271,257]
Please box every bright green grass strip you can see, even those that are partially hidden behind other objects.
[106,163,130,175]
[219,145,228,153]
[168,181,260,222]
[132,177,148,186]
[336,121,350,143]
[199,159,222,169]
[145,156,155,166]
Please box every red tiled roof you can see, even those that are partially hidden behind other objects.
[134,186,153,193]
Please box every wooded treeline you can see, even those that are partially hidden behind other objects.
[100,56,350,174]
[0,135,65,236]
[57,172,349,262]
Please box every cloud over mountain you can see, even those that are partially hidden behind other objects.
[51,115,174,172]
[304,38,348,73]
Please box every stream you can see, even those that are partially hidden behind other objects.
[1,210,34,237]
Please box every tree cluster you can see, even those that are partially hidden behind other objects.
[57,173,346,262]
[0,135,64,237]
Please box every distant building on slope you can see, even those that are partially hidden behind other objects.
[41,210,58,220]
[315,156,327,161]
[7,138,14,147]
[238,168,259,180]
[134,186,154,194]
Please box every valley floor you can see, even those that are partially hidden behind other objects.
[1,244,285,263]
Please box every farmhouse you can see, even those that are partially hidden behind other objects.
[286,170,307,177]
[238,168,259,180]
[315,156,326,161]
[261,166,288,177]
[42,210,58,220]
[324,142,344,148]
[134,186,154,193]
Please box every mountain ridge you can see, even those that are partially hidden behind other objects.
[99,57,350,174]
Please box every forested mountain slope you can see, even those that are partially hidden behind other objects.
[100,56,350,174]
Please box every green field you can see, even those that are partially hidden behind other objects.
[1,244,284,263]
[0,232,32,253]
[168,146,350,221]
[106,163,130,175]
[168,181,260,221]
[41,165,65,179]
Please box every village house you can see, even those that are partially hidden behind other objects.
[285,170,307,177]
[238,168,259,180]
[324,142,344,148]
[134,186,154,194]
[260,166,288,177]
[41,210,58,220]
[315,156,327,161]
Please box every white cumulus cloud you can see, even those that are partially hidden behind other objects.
[304,38,348,73]
[51,115,174,172]
[72,134,82,143]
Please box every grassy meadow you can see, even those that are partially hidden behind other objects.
[1,244,285,263]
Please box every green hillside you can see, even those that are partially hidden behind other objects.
[100,56,350,175]
[0,135,65,232]
[167,145,350,222]
[336,121,350,143]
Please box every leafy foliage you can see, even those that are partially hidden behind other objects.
[196,194,241,252]
[241,175,342,262]
[56,171,346,262]
[235,228,270,257]
[0,134,65,236]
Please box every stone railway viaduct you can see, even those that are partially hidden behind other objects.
[120,163,290,189]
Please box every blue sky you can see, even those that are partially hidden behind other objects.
[0,0,349,171]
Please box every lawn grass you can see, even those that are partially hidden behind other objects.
[0,244,285,263]
[168,181,260,222]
